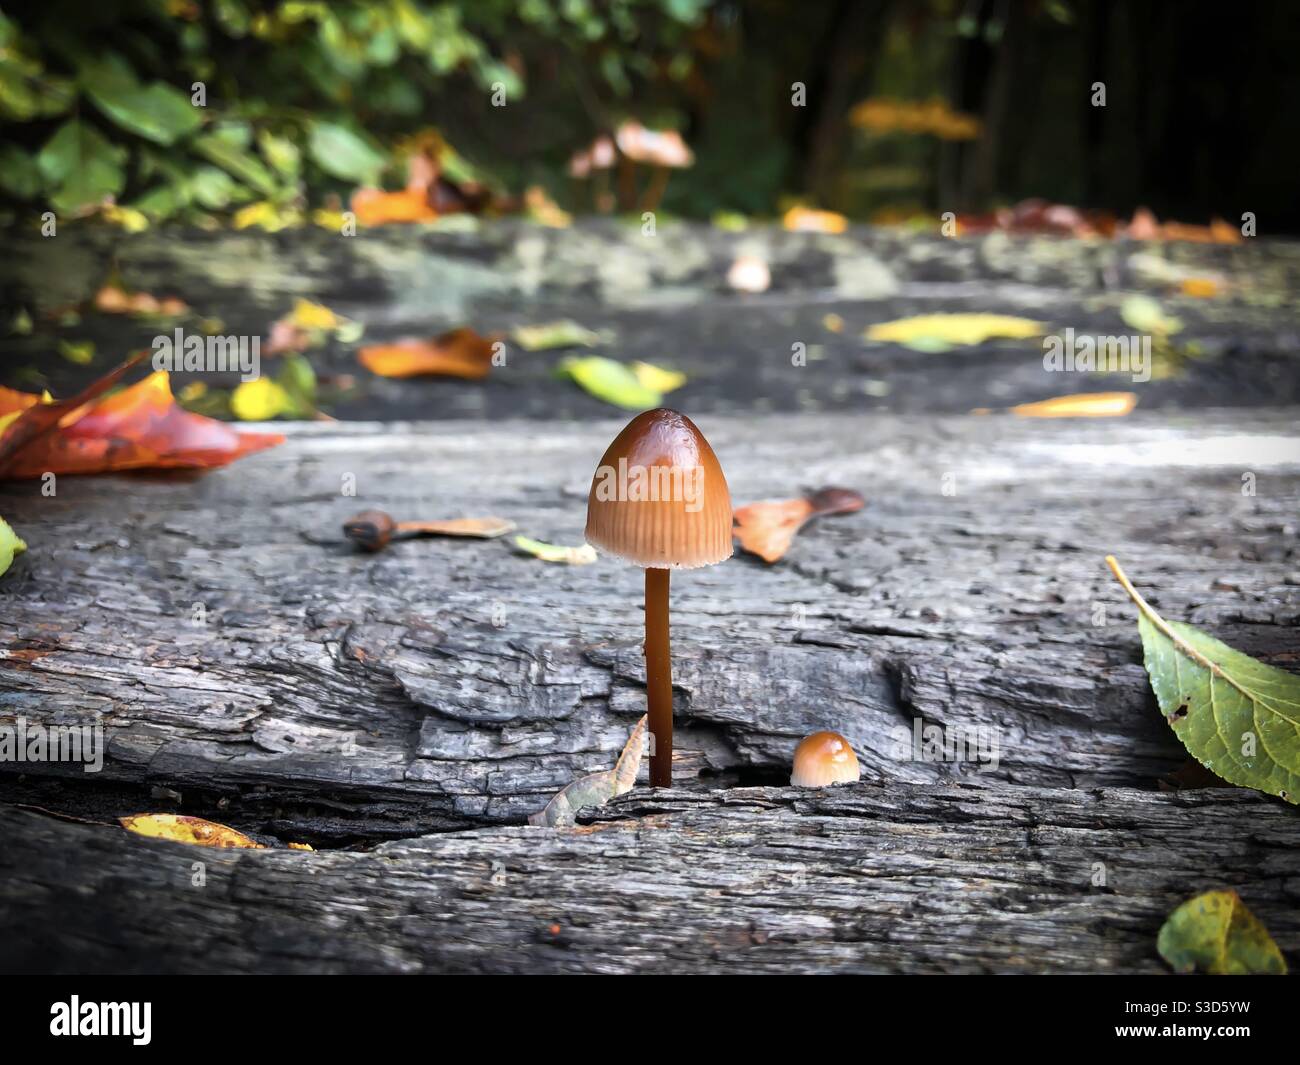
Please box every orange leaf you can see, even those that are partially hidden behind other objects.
[1180,277,1221,298]
[0,351,149,476]
[350,187,438,226]
[0,359,282,479]
[1009,392,1138,418]
[358,328,497,379]
[734,487,864,563]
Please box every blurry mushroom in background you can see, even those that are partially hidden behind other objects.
[586,408,732,787]
[790,731,860,788]
[614,121,694,212]
[726,254,771,293]
[568,134,616,213]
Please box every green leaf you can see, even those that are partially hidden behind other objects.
[0,516,27,577]
[257,129,301,177]
[557,356,663,410]
[511,320,602,351]
[1157,891,1287,975]
[0,144,42,198]
[38,120,126,214]
[193,132,278,195]
[512,536,597,565]
[1107,556,1300,803]
[307,120,385,183]
[188,165,238,209]
[1120,294,1181,336]
[275,354,319,417]
[81,57,201,146]
[59,339,95,365]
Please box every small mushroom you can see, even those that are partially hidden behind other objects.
[585,409,732,787]
[568,135,617,212]
[790,731,860,788]
[613,121,693,213]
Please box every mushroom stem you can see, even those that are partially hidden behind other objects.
[644,566,673,787]
[640,166,670,213]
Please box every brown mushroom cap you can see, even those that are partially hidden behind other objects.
[585,408,732,569]
[615,121,694,168]
[790,731,861,787]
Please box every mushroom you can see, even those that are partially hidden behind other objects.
[613,121,694,213]
[568,135,616,213]
[790,731,860,788]
[585,409,732,787]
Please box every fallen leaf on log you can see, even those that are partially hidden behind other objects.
[529,716,646,828]
[0,351,148,474]
[351,186,438,226]
[782,205,848,233]
[513,535,597,565]
[1008,392,1138,418]
[120,814,264,849]
[1180,277,1222,298]
[734,487,865,563]
[265,298,363,354]
[1107,555,1299,804]
[343,509,516,551]
[865,313,1044,352]
[511,320,601,351]
[93,283,189,318]
[1120,294,1182,336]
[1157,890,1287,975]
[0,516,27,576]
[0,358,283,479]
[630,361,686,395]
[557,355,680,409]
[358,328,498,379]
[524,185,572,228]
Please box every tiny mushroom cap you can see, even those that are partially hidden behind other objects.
[790,731,861,788]
[568,135,616,178]
[585,408,732,569]
[615,121,694,168]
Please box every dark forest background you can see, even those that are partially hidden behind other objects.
[1,0,1296,231]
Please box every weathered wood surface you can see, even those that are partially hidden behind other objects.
[2,785,1297,974]
[1,409,1298,972]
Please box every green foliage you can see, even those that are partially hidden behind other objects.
[0,0,712,223]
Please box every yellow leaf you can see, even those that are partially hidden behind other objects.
[558,356,662,410]
[231,377,291,421]
[823,313,845,333]
[233,201,298,232]
[783,205,848,234]
[631,361,686,394]
[101,204,150,233]
[513,535,598,565]
[866,313,1044,350]
[0,515,27,577]
[290,298,341,331]
[287,842,314,851]
[1009,392,1138,418]
[120,813,264,849]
